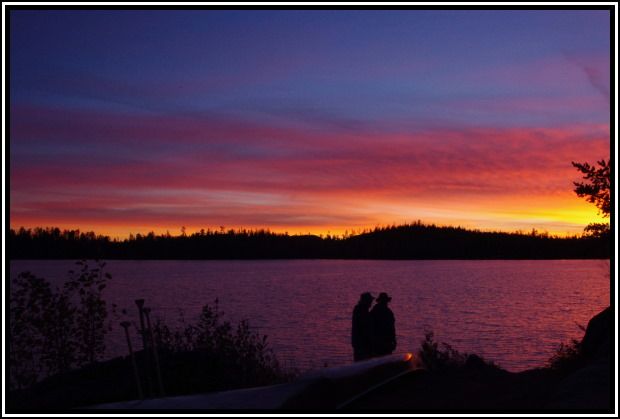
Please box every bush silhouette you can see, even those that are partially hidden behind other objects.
[9,261,111,389]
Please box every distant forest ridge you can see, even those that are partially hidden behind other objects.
[8,222,610,259]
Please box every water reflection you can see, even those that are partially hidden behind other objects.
[10,259,609,372]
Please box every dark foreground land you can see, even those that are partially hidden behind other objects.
[284,307,613,412]
[8,307,613,413]
[283,358,610,412]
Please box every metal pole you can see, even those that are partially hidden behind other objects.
[135,299,148,351]
[135,299,152,397]
[120,321,143,400]
[143,307,165,397]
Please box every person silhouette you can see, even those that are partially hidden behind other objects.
[351,292,374,361]
[370,292,396,357]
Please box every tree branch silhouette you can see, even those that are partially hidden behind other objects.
[572,159,610,218]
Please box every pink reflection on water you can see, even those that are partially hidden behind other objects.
[10,259,610,372]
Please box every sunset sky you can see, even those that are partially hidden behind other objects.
[9,9,610,238]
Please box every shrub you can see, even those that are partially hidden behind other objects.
[417,331,500,372]
[9,261,111,389]
[150,300,294,391]
[9,261,292,401]
[547,338,585,373]
[418,332,467,371]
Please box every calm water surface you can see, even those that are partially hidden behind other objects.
[10,259,610,372]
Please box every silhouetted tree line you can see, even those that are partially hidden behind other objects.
[8,222,609,260]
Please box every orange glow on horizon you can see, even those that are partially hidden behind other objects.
[10,195,606,241]
[9,120,609,241]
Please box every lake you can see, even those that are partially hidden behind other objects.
[9,259,610,372]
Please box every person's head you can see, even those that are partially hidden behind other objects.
[359,292,374,306]
[376,292,392,305]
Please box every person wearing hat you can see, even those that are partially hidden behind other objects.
[351,292,374,361]
[370,292,396,357]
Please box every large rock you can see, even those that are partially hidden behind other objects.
[544,358,611,410]
[580,306,611,361]
[545,306,612,410]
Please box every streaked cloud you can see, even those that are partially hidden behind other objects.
[9,10,610,237]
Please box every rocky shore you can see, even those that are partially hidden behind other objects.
[9,307,613,413]
[287,306,613,412]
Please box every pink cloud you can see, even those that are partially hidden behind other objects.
[10,103,609,235]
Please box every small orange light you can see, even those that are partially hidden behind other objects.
[404,353,413,362]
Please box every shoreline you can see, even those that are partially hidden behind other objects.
[8,307,612,413]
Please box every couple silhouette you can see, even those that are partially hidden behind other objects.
[351,292,396,362]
